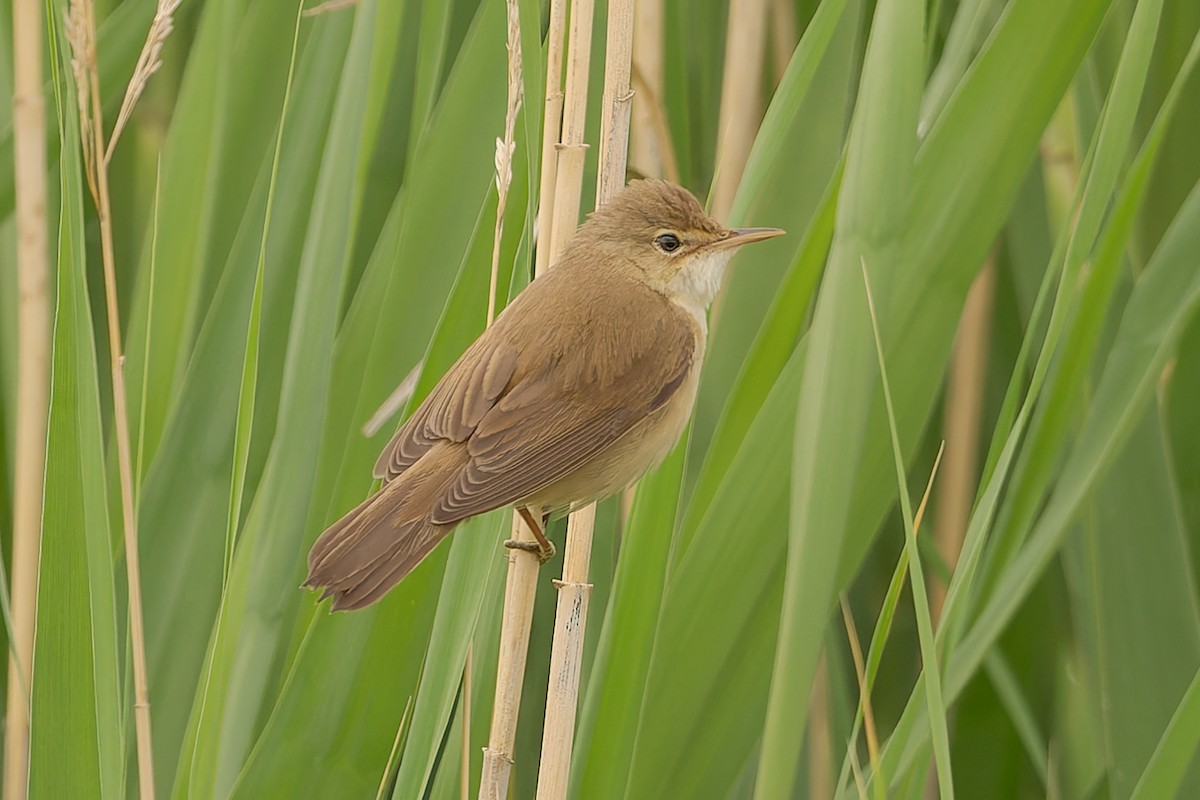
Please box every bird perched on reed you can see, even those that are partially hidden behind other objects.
[305,180,782,609]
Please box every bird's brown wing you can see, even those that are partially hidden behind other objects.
[428,288,696,525]
[372,335,519,483]
[373,269,696,521]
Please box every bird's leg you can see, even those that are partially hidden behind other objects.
[505,506,556,563]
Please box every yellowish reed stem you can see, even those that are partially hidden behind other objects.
[769,0,798,83]
[535,0,633,796]
[711,0,770,220]
[473,1,525,793]
[931,259,995,622]
[480,0,569,792]
[5,0,50,796]
[630,0,664,180]
[534,0,569,277]
[481,507,546,799]
[68,0,166,791]
[546,0,596,261]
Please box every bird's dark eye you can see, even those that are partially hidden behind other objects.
[655,232,682,253]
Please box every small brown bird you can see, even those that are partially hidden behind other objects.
[305,180,782,609]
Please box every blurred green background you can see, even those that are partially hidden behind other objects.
[2,0,1200,797]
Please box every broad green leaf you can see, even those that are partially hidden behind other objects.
[145,17,353,793]
[1131,666,1200,799]
[624,347,802,798]
[1072,406,1200,796]
[863,268,954,797]
[28,13,122,797]
[756,0,925,796]
[570,440,688,799]
[691,0,856,478]
[180,3,394,794]
[229,3,518,793]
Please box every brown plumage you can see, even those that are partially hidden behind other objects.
[304,180,782,610]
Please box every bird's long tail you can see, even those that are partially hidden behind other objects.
[304,479,458,609]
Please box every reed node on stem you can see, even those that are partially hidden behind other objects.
[535,0,634,796]
[479,0,567,795]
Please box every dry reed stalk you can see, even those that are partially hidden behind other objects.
[592,0,636,205]
[630,0,663,179]
[544,0,595,256]
[66,0,181,793]
[629,64,680,183]
[480,0,569,790]
[534,0,632,796]
[710,0,770,220]
[838,443,943,799]
[302,0,358,16]
[840,596,882,792]
[480,506,545,800]
[533,0,569,277]
[470,1,525,795]
[931,260,995,622]
[769,0,798,83]
[5,1,50,796]
[619,0,665,527]
[362,359,424,437]
[808,654,833,799]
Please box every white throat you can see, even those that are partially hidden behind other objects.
[668,249,735,325]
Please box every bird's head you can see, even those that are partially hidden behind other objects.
[573,179,784,313]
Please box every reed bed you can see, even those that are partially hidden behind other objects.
[2,1,1200,798]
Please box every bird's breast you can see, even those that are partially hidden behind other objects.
[525,328,705,513]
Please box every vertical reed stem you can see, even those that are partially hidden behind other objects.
[535,0,633,797]
[480,508,545,799]
[534,0,569,277]
[710,0,770,220]
[629,0,664,181]
[931,259,995,621]
[546,0,596,261]
[479,0,568,795]
[474,0,525,794]
[75,0,158,791]
[5,1,49,796]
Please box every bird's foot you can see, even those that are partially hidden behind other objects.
[504,537,556,564]
[506,505,556,563]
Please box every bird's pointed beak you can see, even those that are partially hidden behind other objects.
[711,227,786,250]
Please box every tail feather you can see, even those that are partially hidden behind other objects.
[305,442,466,610]
[307,479,460,609]
[305,501,455,610]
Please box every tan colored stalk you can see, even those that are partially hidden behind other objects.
[840,597,882,789]
[66,0,182,794]
[629,65,680,184]
[534,0,569,277]
[535,1,632,798]
[480,0,569,795]
[769,0,798,83]
[471,1,524,794]
[807,654,833,799]
[710,0,770,220]
[630,0,664,180]
[931,260,995,621]
[5,0,50,796]
[545,0,596,260]
[619,0,664,527]
[480,507,545,800]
